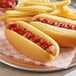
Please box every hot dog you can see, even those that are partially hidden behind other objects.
[30,14,76,47]
[5,21,59,62]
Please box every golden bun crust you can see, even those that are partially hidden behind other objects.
[5,21,59,62]
[30,22,76,47]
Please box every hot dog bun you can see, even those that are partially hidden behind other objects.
[30,14,76,47]
[5,21,59,62]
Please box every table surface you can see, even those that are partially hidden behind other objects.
[0,63,76,76]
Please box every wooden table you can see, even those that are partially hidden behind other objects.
[0,63,76,76]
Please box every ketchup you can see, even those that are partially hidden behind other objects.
[0,0,17,9]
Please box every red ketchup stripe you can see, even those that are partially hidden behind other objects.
[34,18,76,30]
[7,24,55,54]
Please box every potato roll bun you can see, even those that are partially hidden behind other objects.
[30,14,76,47]
[5,21,59,62]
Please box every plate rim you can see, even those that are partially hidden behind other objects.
[0,59,76,72]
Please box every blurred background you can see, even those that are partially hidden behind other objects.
[50,0,76,9]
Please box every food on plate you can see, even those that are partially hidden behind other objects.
[0,0,18,9]
[14,6,53,13]
[30,14,76,47]
[5,17,32,22]
[27,0,50,3]
[0,15,6,21]
[20,0,71,8]
[19,1,56,8]
[5,10,37,17]
[0,0,76,62]
[50,7,76,20]
[0,0,76,22]
[5,21,59,61]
